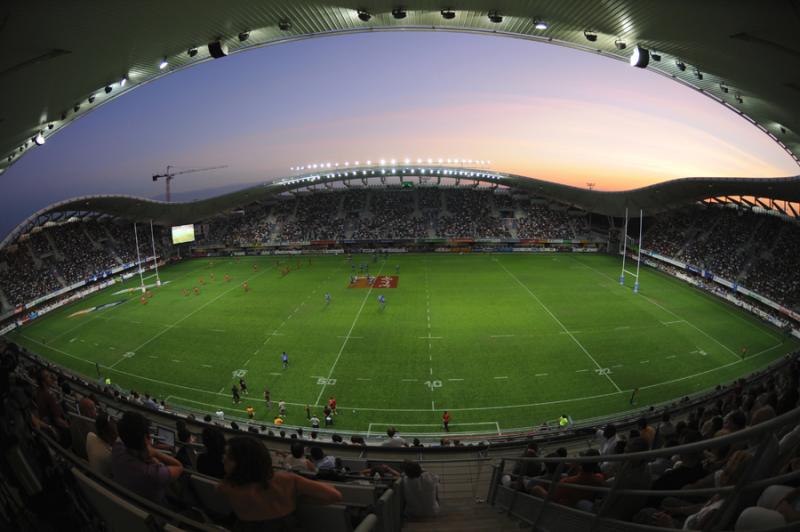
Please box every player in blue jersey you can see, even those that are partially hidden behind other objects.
[281,351,289,369]
[325,292,331,305]
[377,294,385,310]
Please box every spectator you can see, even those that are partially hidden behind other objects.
[217,437,342,527]
[382,426,406,447]
[637,418,655,448]
[78,396,97,419]
[197,426,226,479]
[111,411,183,505]
[284,441,316,472]
[530,449,606,509]
[85,412,117,478]
[35,368,71,448]
[309,447,336,471]
[402,460,440,518]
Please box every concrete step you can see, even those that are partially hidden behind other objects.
[402,499,521,531]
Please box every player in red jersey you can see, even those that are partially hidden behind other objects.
[182,288,189,297]
[243,281,249,292]
[140,295,147,305]
[193,287,200,295]
[328,396,337,416]
[224,274,231,282]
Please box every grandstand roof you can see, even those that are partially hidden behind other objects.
[1,1,799,178]
[3,169,799,249]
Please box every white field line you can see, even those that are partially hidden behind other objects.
[110,268,267,368]
[497,260,622,393]
[19,329,785,414]
[315,263,384,406]
[367,421,499,427]
[574,256,769,358]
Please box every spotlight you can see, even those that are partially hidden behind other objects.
[208,40,228,58]
[735,92,743,104]
[780,126,786,135]
[441,9,456,20]
[392,7,407,19]
[88,94,95,103]
[583,30,597,42]
[48,123,54,130]
[614,39,626,50]
[357,10,371,22]
[238,31,250,42]
[630,45,650,68]
[693,68,703,80]
[34,133,45,146]
[73,104,80,113]
[158,58,168,69]
[187,47,198,57]
[488,10,503,23]
[651,51,661,61]
[675,60,686,71]
[104,85,112,94]
[120,77,127,87]
[61,112,67,120]
[278,19,292,31]
[719,83,729,93]
[533,18,548,30]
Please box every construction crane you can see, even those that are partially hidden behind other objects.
[152,165,227,202]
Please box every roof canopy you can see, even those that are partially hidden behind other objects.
[1,1,799,176]
[3,167,799,249]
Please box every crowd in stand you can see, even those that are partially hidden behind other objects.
[645,204,800,309]
[0,221,166,310]
[502,352,800,528]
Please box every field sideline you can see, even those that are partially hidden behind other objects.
[8,253,797,434]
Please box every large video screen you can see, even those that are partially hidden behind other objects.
[171,224,196,244]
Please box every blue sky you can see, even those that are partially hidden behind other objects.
[1,31,796,237]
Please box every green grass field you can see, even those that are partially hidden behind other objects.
[8,253,798,435]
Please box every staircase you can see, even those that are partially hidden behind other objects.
[402,500,520,531]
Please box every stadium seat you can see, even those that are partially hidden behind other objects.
[187,473,233,521]
[67,412,96,459]
[71,467,158,532]
[296,503,354,532]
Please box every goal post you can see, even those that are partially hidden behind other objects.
[619,209,644,293]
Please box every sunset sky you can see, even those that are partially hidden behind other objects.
[1,31,797,237]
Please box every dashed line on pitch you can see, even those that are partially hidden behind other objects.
[666,355,677,359]
[640,360,650,364]
[576,369,590,373]
[356,378,372,381]
[448,378,464,381]
[201,364,213,368]
[535,373,548,377]
[402,378,418,382]
[494,376,509,380]
[490,334,515,338]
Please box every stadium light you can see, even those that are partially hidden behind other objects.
[488,10,502,23]
[630,45,650,68]
[675,60,686,71]
[392,7,407,19]
[533,18,548,30]
[88,94,96,103]
[34,133,45,146]
[120,77,127,87]
[278,20,292,31]
[238,31,250,42]
[104,85,112,94]
[357,10,371,22]
[187,47,198,57]
[614,39,626,50]
[583,30,597,42]
[441,9,456,20]
[693,68,703,80]
[719,83,729,94]
[159,58,168,69]
[651,50,661,61]
[208,41,228,58]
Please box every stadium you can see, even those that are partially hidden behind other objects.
[1,2,800,531]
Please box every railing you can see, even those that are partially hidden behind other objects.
[488,406,800,531]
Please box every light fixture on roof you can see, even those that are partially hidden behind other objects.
[533,18,548,30]
[614,39,627,50]
[719,83,729,94]
[630,45,650,68]
[650,50,661,61]
[735,92,743,104]
[88,94,96,103]
[208,41,229,58]
[357,10,371,22]
[120,77,127,87]
[583,30,597,42]
[73,104,80,112]
[441,8,455,20]
[48,123,54,130]
[187,47,198,57]
[238,31,250,42]
[693,68,703,80]
[488,10,503,23]
[158,58,169,69]
[104,85,112,94]
[392,7,407,19]
[675,60,686,71]
[34,133,46,146]
[278,19,292,31]
[780,126,786,135]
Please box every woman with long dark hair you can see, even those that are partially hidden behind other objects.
[217,436,342,531]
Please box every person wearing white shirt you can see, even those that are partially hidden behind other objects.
[402,461,439,518]
[86,412,117,478]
